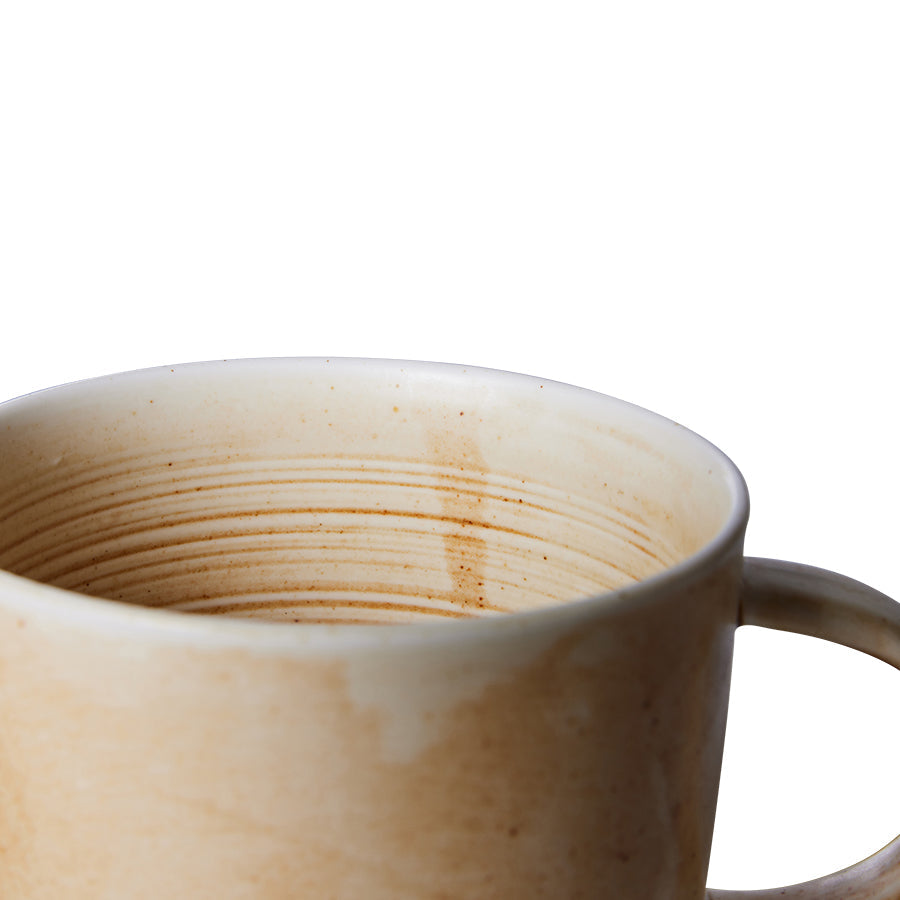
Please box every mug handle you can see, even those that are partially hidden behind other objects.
[707,558,900,900]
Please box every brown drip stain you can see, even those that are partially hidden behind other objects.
[428,415,489,611]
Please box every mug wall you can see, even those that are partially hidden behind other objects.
[0,552,743,899]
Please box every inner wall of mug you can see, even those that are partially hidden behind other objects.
[0,360,738,623]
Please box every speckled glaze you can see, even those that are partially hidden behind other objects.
[0,359,896,899]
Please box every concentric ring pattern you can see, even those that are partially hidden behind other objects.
[0,449,676,623]
[0,360,720,624]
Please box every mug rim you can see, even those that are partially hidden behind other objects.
[0,357,751,651]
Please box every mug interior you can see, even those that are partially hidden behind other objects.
[0,360,743,623]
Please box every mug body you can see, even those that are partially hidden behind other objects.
[0,359,748,899]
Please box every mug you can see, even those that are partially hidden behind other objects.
[0,358,897,899]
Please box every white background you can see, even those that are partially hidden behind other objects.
[1,1,898,892]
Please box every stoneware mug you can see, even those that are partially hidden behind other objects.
[0,358,897,900]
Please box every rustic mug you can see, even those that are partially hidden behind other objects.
[0,358,897,899]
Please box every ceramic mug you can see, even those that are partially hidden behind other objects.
[0,358,897,900]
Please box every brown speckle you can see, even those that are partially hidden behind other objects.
[428,425,488,611]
